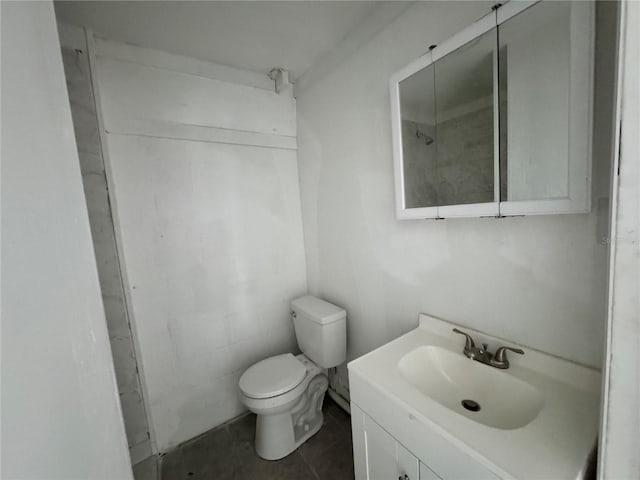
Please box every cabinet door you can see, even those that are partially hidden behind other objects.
[364,415,401,479]
[351,404,368,479]
[419,462,443,480]
[396,444,421,480]
[351,403,420,480]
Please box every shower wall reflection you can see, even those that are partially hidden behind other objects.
[399,29,496,210]
[435,104,494,205]
[402,120,436,207]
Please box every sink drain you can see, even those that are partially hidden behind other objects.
[461,399,481,412]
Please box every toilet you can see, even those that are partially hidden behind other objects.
[238,295,346,460]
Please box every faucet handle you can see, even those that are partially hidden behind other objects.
[494,346,524,363]
[452,328,476,350]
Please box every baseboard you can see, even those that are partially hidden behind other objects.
[328,387,351,415]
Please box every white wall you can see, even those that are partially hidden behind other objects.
[1,2,132,479]
[296,0,611,377]
[91,40,307,451]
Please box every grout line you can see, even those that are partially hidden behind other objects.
[304,457,322,480]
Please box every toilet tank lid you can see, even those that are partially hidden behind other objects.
[291,295,346,324]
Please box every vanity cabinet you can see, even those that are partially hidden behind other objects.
[391,0,594,219]
[352,403,442,480]
[348,314,601,480]
[349,357,501,480]
[352,403,420,480]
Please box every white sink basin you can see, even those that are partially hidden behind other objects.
[398,346,544,429]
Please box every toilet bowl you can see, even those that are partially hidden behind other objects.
[238,295,347,460]
[239,353,328,460]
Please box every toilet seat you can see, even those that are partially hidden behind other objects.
[239,353,306,399]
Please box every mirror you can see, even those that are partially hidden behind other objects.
[398,29,496,211]
[499,1,588,207]
[433,29,496,207]
[391,1,593,219]
[399,65,436,209]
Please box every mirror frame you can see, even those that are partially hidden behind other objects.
[390,0,594,220]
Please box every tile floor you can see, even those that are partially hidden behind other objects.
[133,396,354,480]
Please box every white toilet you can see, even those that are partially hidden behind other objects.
[238,295,346,460]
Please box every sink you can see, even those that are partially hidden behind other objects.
[398,345,544,429]
[349,314,601,479]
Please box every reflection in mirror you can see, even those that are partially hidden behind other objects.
[499,1,572,202]
[434,29,496,206]
[399,65,436,208]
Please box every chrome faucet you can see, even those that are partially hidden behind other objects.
[452,328,524,369]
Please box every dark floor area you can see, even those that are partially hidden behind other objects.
[146,396,354,480]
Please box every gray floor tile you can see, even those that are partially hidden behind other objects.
[298,413,351,465]
[307,441,355,480]
[325,397,351,426]
[228,413,255,444]
[239,451,317,480]
[182,428,243,480]
[160,448,184,480]
[161,396,353,480]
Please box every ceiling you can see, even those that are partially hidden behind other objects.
[54,1,407,80]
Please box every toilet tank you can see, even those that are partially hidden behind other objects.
[291,295,346,368]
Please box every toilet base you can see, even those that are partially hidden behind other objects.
[254,375,328,460]
[255,410,323,460]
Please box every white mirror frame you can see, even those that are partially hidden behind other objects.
[390,0,594,220]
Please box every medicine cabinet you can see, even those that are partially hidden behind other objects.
[390,1,593,219]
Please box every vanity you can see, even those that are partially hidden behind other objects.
[347,314,600,479]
